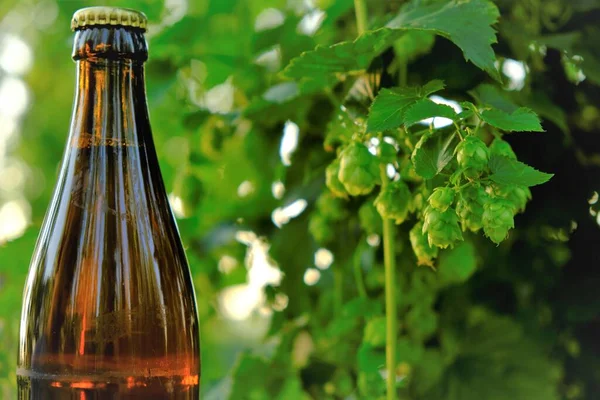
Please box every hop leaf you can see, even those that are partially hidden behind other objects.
[422,206,464,249]
[492,183,532,214]
[489,138,517,159]
[456,135,490,179]
[374,180,411,224]
[410,221,439,267]
[338,142,380,196]
[427,187,455,212]
[456,185,488,232]
[326,159,348,198]
[359,200,382,235]
[482,199,515,244]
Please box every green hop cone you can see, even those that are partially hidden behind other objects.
[409,191,425,214]
[427,187,455,212]
[374,180,411,224]
[410,221,439,267]
[482,199,515,244]
[316,192,348,221]
[309,213,335,244]
[492,183,531,213]
[326,159,348,198]
[456,135,489,180]
[378,140,397,164]
[456,185,488,232]
[422,206,464,249]
[338,142,380,196]
[359,199,382,235]
[489,138,517,159]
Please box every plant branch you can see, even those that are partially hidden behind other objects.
[354,0,368,36]
[380,163,398,400]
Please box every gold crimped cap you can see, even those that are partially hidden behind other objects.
[71,7,148,31]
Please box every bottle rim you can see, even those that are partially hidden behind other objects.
[71,7,148,32]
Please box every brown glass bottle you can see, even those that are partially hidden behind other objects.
[17,7,200,399]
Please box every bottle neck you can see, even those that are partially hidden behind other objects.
[69,58,149,149]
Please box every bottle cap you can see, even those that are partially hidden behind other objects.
[71,7,148,31]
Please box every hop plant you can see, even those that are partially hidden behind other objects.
[338,142,380,196]
[456,185,488,232]
[326,159,348,198]
[422,206,463,249]
[410,221,439,267]
[489,138,517,159]
[359,199,382,235]
[456,135,489,180]
[482,199,515,244]
[492,183,531,214]
[374,180,411,224]
[427,187,455,212]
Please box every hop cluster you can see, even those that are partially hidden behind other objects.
[456,185,488,232]
[422,206,463,249]
[374,180,411,224]
[338,142,380,196]
[482,199,515,244]
[456,135,489,179]
[410,221,439,267]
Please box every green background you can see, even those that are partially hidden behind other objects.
[0,0,599,399]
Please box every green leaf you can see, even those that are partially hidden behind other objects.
[366,80,445,132]
[404,99,457,127]
[364,317,387,347]
[480,107,544,132]
[438,241,477,285]
[386,0,501,81]
[393,30,436,62]
[412,131,459,179]
[282,28,403,80]
[469,84,519,113]
[514,91,569,133]
[488,156,554,187]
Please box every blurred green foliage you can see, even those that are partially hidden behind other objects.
[0,0,599,399]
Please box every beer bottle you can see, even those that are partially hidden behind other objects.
[17,7,200,399]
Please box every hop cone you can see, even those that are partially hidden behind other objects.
[359,199,382,235]
[489,138,517,159]
[456,135,489,179]
[428,187,455,212]
[422,206,464,249]
[410,221,439,267]
[316,192,348,221]
[456,185,488,232]
[309,213,335,244]
[482,199,515,244]
[326,159,348,198]
[492,183,531,214]
[374,180,411,224]
[338,142,380,196]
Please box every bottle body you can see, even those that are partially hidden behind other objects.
[17,21,200,399]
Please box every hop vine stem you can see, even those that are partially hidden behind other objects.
[354,1,398,399]
[380,163,398,400]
